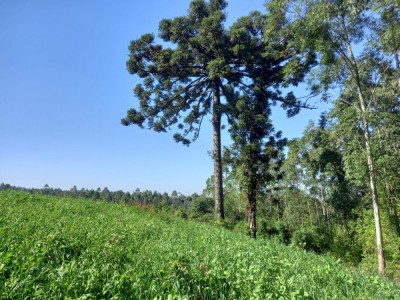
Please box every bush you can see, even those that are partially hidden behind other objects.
[292,224,333,254]
[356,209,400,281]
[232,220,248,236]
[189,196,214,219]
[330,222,363,265]
[259,219,292,244]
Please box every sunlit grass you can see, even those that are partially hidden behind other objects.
[0,191,399,299]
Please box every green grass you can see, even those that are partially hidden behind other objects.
[0,191,399,299]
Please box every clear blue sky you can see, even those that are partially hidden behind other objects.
[0,0,327,195]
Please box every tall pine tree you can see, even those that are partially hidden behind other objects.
[122,0,233,220]
[225,9,316,238]
[122,0,315,221]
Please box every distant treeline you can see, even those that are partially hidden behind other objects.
[0,183,211,218]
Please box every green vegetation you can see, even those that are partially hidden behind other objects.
[120,0,400,277]
[119,0,400,277]
[122,0,316,221]
[1,191,399,299]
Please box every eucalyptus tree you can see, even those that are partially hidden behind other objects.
[275,0,399,275]
[122,0,315,221]
[369,0,400,236]
[284,116,359,225]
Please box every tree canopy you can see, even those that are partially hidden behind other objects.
[122,0,316,222]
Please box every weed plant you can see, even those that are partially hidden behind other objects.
[0,191,399,299]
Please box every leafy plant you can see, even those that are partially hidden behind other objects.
[1,191,399,299]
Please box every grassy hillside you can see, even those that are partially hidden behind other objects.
[0,191,399,299]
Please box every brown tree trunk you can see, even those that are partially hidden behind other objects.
[213,79,224,220]
[247,179,257,239]
[246,124,259,238]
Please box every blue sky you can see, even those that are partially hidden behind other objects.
[0,0,327,195]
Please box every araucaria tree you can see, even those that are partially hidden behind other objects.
[225,9,315,238]
[122,0,315,221]
[228,92,287,238]
[122,0,234,220]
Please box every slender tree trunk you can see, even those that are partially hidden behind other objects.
[364,120,385,276]
[342,31,386,274]
[318,166,328,222]
[395,51,400,90]
[247,116,261,239]
[213,79,224,220]
[247,187,257,239]
[308,200,313,224]
[319,182,328,222]
[357,89,386,275]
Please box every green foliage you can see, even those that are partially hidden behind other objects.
[259,219,292,245]
[356,209,400,281]
[122,0,317,224]
[122,0,233,144]
[189,195,214,220]
[330,223,363,266]
[277,0,400,275]
[292,225,333,254]
[1,191,399,298]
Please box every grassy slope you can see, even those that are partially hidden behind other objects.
[0,191,399,299]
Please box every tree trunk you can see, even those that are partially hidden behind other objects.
[343,33,386,274]
[247,179,257,239]
[247,113,262,239]
[364,123,385,276]
[358,89,386,275]
[312,200,318,224]
[213,79,224,220]
[395,51,400,90]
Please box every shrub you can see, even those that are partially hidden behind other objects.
[292,224,333,254]
[259,219,292,244]
[330,222,363,265]
[356,209,400,281]
[189,196,214,219]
